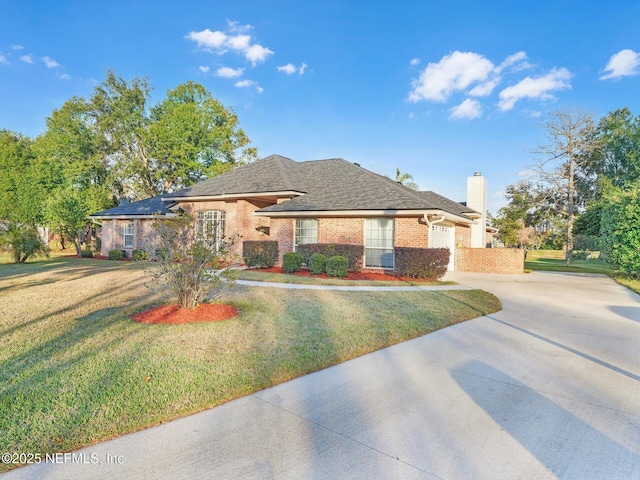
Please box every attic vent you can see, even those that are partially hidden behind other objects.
[354,162,360,167]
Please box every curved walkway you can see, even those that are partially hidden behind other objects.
[4,271,640,479]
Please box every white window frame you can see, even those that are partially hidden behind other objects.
[123,221,134,248]
[294,218,318,251]
[364,218,394,269]
[195,210,226,253]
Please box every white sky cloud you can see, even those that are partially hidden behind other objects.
[216,66,244,78]
[11,44,24,50]
[498,67,572,111]
[42,56,60,68]
[58,73,71,80]
[186,23,273,66]
[600,49,640,80]
[410,58,420,66]
[20,54,34,64]
[277,62,307,75]
[186,29,227,50]
[244,44,273,65]
[409,50,534,103]
[409,51,494,102]
[449,98,482,120]
[234,79,263,93]
[227,20,253,33]
[198,65,210,73]
[469,78,500,97]
[496,51,530,73]
[226,34,252,51]
[0,54,8,65]
[277,63,296,74]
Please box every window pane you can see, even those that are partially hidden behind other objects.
[295,218,318,247]
[364,218,394,268]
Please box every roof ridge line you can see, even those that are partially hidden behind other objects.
[345,161,438,205]
[274,156,295,191]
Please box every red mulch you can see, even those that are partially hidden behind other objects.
[258,267,434,283]
[132,304,238,324]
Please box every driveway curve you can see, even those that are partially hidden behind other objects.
[3,271,640,480]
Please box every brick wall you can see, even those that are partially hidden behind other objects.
[182,199,271,259]
[317,217,364,244]
[455,224,472,248]
[269,215,433,266]
[395,217,429,248]
[455,247,525,273]
[270,218,294,265]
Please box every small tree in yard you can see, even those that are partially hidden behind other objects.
[148,213,234,310]
[0,223,49,263]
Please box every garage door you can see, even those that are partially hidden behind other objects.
[429,224,455,270]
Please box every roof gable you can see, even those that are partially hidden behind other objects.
[100,155,478,221]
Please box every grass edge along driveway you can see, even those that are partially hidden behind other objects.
[0,256,500,473]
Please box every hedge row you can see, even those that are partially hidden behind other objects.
[296,244,364,271]
[243,240,278,268]
[394,247,450,279]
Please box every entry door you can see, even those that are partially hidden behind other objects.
[429,224,455,270]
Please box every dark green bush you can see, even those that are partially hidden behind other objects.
[108,249,124,261]
[308,253,326,275]
[155,247,169,261]
[326,255,348,277]
[132,249,148,261]
[283,252,303,273]
[243,240,278,268]
[296,244,364,271]
[394,247,449,279]
[80,249,94,258]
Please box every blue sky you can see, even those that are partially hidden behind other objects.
[1,0,639,213]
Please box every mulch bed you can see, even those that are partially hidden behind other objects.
[132,304,238,324]
[72,255,132,261]
[258,267,434,283]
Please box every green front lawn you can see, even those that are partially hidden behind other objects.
[525,249,640,295]
[525,249,614,275]
[0,256,500,471]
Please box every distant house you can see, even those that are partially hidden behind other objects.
[90,154,515,272]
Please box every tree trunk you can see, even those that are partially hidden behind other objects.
[74,230,82,255]
[566,150,575,266]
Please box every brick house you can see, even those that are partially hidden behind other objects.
[90,154,519,272]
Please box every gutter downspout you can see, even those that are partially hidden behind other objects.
[424,211,445,230]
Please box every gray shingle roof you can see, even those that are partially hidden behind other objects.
[91,155,478,221]
[418,191,478,217]
[90,195,175,217]
[165,154,302,197]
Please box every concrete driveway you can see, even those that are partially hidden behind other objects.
[4,271,640,479]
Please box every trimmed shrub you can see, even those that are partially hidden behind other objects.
[283,252,303,273]
[394,247,449,279]
[308,253,327,275]
[132,249,148,261]
[243,240,278,268]
[155,247,169,261]
[326,255,348,277]
[296,244,364,271]
[80,249,94,258]
[108,249,124,261]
